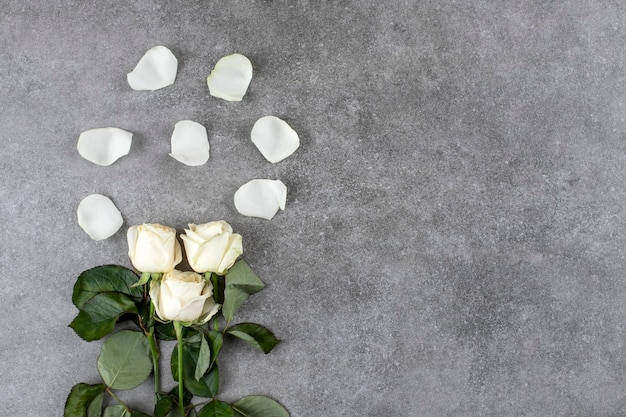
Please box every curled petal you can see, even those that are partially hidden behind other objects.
[207,53,253,101]
[189,233,231,273]
[77,127,132,166]
[164,276,207,299]
[149,281,165,321]
[77,194,124,240]
[217,234,244,273]
[191,221,232,236]
[127,45,178,91]
[234,179,287,220]
[169,120,210,166]
[170,296,210,322]
[251,116,300,163]
[198,299,221,324]
[182,228,206,245]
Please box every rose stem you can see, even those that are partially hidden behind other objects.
[147,302,160,402]
[106,387,127,409]
[174,321,185,417]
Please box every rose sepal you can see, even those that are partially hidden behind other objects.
[132,272,152,288]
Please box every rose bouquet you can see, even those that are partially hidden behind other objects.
[65,221,288,417]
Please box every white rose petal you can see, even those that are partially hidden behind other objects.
[77,127,132,166]
[251,116,300,163]
[234,179,287,220]
[169,120,210,166]
[207,53,253,101]
[127,45,178,91]
[77,194,124,240]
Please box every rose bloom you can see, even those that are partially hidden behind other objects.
[127,224,182,273]
[150,270,220,323]
[181,221,243,275]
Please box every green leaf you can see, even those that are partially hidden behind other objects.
[227,323,279,354]
[207,330,223,368]
[185,331,203,344]
[195,334,211,381]
[171,341,219,398]
[155,321,193,341]
[102,405,130,417]
[197,400,235,417]
[155,387,193,417]
[165,410,194,417]
[210,273,225,305]
[73,265,143,309]
[171,384,194,407]
[155,394,175,417]
[223,260,265,322]
[102,407,150,417]
[64,383,106,417]
[97,330,152,390]
[130,411,152,417]
[87,392,105,417]
[133,298,153,330]
[232,396,289,417]
[70,292,139,341]
[155,401,173,417]
[155,321,177,340]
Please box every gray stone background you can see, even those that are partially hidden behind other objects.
[2,0,626,416]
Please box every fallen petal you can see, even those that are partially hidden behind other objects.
[77,194,124,240]
[234,179,287,220]
[207,53,253,101]
[251,116,300,163]
[169,120,210,166]
[127,45,178,91]
[77,127,133,166]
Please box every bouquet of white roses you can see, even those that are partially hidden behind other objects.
[65,221,288,417]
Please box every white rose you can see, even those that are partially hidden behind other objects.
[149,270,220,323]
[181,221,243,275]
[127,224,182,273]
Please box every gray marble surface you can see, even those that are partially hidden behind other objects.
[2,1,626,416]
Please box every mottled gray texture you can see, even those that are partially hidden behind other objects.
[2,1,626,416]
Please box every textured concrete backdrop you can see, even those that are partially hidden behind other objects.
[2,1,626,416]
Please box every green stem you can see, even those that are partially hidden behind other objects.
[147,303,160,402]
[222,319,231,335]
[207,272,221,332]
[174,321,185,417]
[106,387,127,408]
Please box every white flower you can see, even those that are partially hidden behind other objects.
[127,224,182,273]
[181,221,243,275]
[150,270,220,323]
